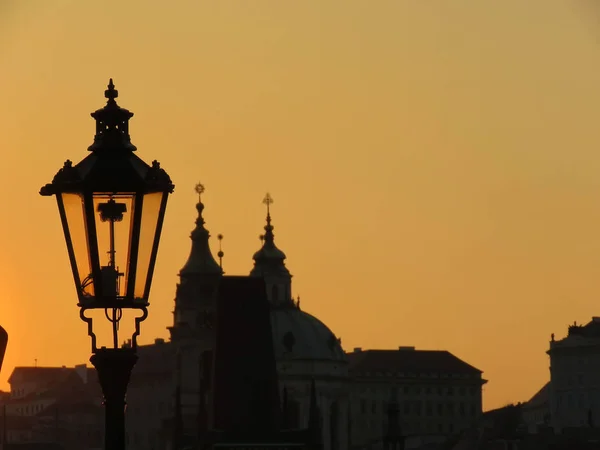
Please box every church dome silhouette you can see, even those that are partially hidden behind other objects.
[270,306,346,362]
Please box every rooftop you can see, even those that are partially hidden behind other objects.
[347,348,484,376]
[523,381,550,409]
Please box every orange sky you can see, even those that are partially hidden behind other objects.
[1,0,600,410]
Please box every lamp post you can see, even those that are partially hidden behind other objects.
[40,79,174,450]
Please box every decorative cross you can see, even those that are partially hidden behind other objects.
[262,192,273,215]
[195,182,205,202]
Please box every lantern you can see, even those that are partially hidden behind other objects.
[40,79,174,350]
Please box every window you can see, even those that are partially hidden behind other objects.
[459,403,465,416]
[426,402,432,416]
[459,387,466,395]
[360,399,366,414]
[448,387,454,396]
[437,403,443,415]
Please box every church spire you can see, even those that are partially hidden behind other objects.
[251,193,289,274]
[179,183,222,277]
[250,193,292,306]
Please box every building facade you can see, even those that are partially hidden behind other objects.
[548,317,600,431]
[347,347,486,449]
[521,382,550,434]
[2,365,103,450]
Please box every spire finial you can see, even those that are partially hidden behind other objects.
[263,192,273,218]
[217,234,224,269]
[261,193,276,244]
[105,78,118,101]
[195,182,205,203]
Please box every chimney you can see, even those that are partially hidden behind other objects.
[398,346,415,351]
[353,347,362,353]
[593,317,600,323]
[155,338,165,345]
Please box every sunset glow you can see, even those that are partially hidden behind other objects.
[2,0,600,411]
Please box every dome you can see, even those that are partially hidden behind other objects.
[252,243,286,263]
[270,307,346,362]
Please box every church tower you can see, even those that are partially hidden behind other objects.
[168,183,222,434]
[250,193,294,307]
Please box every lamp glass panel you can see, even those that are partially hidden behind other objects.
[92,193,134,298]
[60,193,94,298]
[133,192,164,300]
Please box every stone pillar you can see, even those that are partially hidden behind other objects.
[322,397,331,450]
[337,398,349,450]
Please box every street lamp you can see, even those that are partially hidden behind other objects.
[40,79,174,450]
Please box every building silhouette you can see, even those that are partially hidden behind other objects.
[4,191,487,450]
[0,366,103,450]
[548,317,600,431]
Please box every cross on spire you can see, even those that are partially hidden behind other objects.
[195,182,205,202]
[262,192,273,216]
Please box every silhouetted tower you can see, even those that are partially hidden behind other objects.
[250,193,294,307]
[383,388,404,450]
[168,182,222,434]
[211,276,281,433]
[206,276,320,449]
